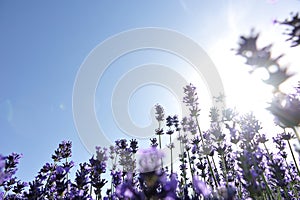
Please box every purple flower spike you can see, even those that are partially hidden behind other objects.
[137,147,164,173]
[193,175,211,197]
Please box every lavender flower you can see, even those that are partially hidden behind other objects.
[137,147,164,173]
[209,107,220,123]
[193,175,211,197]
[267,93,300,128]
[70,163,91,199]
[129,139,138,154]
[0,154,8,185]
[155,104,165,122]
[150,138,158,147]
[235,30,293,89]
[181,117,197,135]
[183,83,201,117]
[279,12,300,47]
[52,140,72,162]
[2,10,300,199]
[89,154,108,198]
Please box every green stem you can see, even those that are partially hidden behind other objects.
[263,141,282,196]
[277,187,282,200]
[187,149,194,178]
[292,127,300,143]
[237,183,243,199]
[283,156,299,199]
[178,130,187,186]
[249,152,274,199]
[158,134,162,149]
[263,143,271,158]
[111,153,118,195]
[195,117,204,142]
[206,155,219,187]
[90,184,93,197]
[221,153,228,187]
[66,158,69,195]
[282,186,290,199]
[182,139,187,186]
[39,162,57,199]
[169,134,173,174]
[287,139,300,176]
[195,117,219,187]
[187,150,195,196]
[211,154,219,181]
[3,191,7,199]
[261,174,274,200]
[158,122,163,168]
[262,192,267,200]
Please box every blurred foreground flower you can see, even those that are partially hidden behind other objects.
[235,30,294,90]
[137,147,164,173]
[267,93,300,129]
[278,12,300,47]
[193,175,211,198]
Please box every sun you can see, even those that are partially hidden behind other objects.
[203,40,278,134]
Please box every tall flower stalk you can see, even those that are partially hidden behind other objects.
[154,104,165,169]
[183,83,219,188]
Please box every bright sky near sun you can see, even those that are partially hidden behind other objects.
[0,0,300,182]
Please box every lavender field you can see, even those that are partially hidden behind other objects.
[1,8,300,200]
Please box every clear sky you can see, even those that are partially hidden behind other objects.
[0,0,300,182]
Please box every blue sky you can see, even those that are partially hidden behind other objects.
[1,0,300,182]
